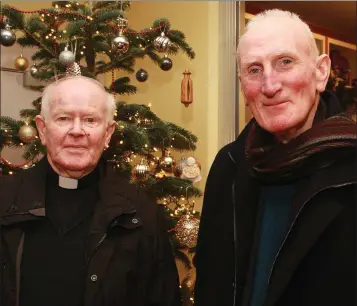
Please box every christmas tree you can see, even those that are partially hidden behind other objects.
[0,1,201,303]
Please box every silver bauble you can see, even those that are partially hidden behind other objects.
[153,32,171,52]
[0,25,16,47]
[135,69,148,82]
[59,46,75,67]
[112,32,130,53]
[29,64,39,77]
[159,55,173,71]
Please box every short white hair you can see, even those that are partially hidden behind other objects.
[40,76,116,124]
[237,9,319,70]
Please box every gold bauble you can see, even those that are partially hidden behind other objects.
[133,159,150,182]
[159,150,176,173]
[18,124,37,143]
[174,214,200,248]
[14,54,29,71]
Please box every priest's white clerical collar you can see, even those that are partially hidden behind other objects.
[58,176,79,189]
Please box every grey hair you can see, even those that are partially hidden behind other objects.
[237,9,319,72]
[40,75,116,124]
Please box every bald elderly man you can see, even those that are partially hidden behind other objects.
[195,9,356,306]
[0,76,181,306]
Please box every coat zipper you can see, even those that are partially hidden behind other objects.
[84,213,135,267]
[228,152,238,306]
[231,180,238,306]
[85,233,107,267]
[267,181,355,284]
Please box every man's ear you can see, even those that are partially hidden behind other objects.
[34,115,47,146]
[315,54,331,92]
[104,121,116,148]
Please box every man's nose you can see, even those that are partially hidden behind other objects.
[68,118,86,136]
[261,70,282,98]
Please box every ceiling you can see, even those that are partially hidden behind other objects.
[246,1,356,44]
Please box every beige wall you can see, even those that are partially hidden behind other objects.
[1,2,47,10]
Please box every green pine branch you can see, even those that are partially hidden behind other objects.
[143,176,202,199]
[66,19,86,37]
[109,77,137,95]
[92,8,121,24]
[1,5,25,28]
[19,109,40,119]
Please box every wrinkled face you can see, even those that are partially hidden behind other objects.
[35,78,115,178]
[239,20,329,140]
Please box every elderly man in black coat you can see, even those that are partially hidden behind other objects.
[194,9,356,306]
[0,76,181,306]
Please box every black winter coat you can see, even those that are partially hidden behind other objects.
[194,120,356,306]
[0,157,181,306]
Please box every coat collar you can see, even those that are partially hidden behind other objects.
[0,156,138,228]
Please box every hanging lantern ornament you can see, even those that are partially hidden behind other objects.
[159,150,176,173]
[14,54,29,71]
[153,32,171,52]
[181,69,193,107]
[112,31,130,53]
[29,64,39,77]
[136,68,148,82]
[174,214,200,248]
[18,124,38,143]
[0,23,16,47]
[133,159,150,182]
[159,55,173,71]
[59,45,75,67]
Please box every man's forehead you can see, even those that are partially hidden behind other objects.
[51,80,106,100]
[48,86,107,113]
[239,21,310,61]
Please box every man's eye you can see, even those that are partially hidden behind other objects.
[85,118,95,124]
[281,59,292,65]
[249,67,261,74]
[58,116,69,121]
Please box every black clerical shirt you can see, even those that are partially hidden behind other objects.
[20,161,99,306]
